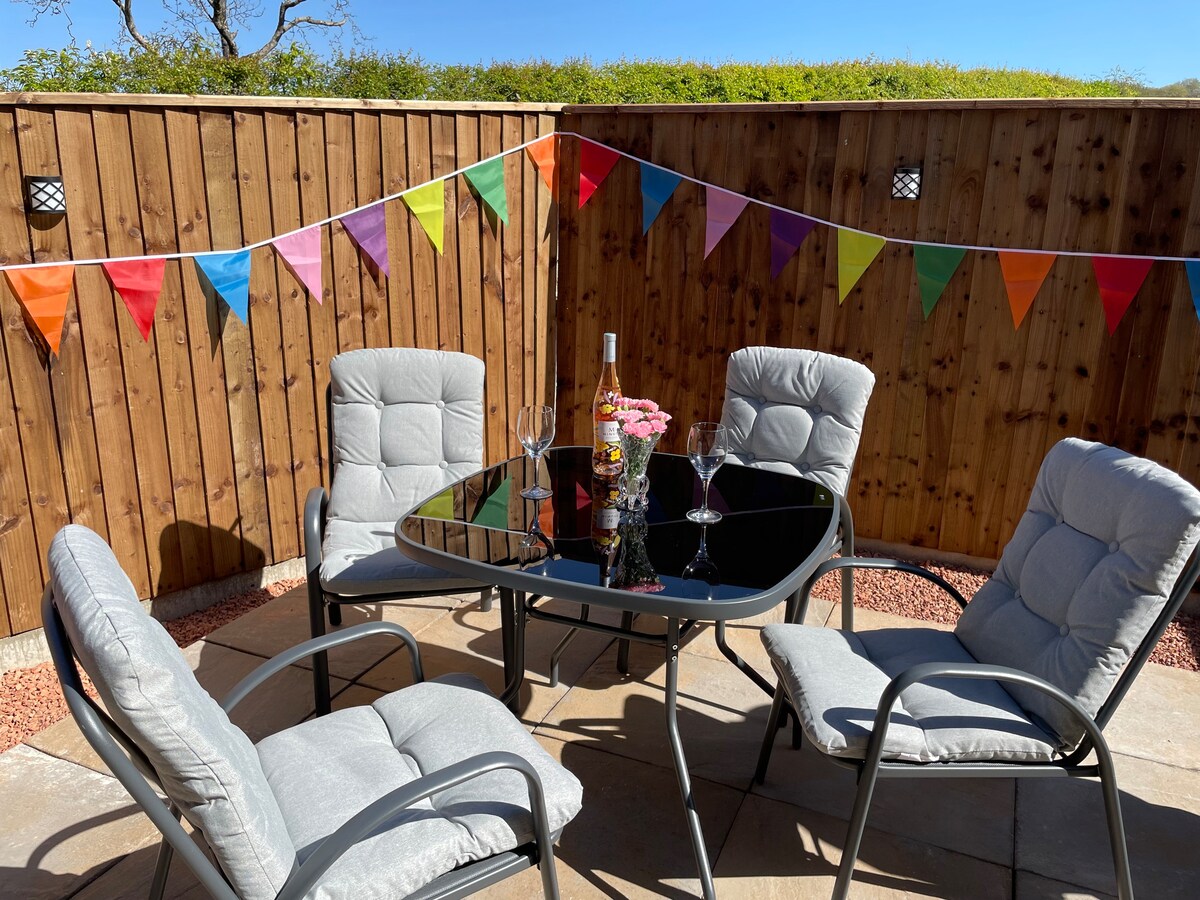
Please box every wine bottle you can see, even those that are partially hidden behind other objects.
[592,332,623,476]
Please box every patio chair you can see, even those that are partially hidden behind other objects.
[702,346,876,690]
[307,347,493,715]
[43,524,582,900]
[754,438,1200,900]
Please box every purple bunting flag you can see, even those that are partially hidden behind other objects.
[769,209,817,279]
[703,186,751,259]
[340,205,390,276]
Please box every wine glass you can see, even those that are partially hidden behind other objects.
[686,422,727,523]
[517,404,555,500]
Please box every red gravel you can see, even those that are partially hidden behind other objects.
[0,577,303,753]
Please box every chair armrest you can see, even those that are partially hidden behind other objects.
[304,486,328,576]
[865,661,1105,768]
[220,622,425,714]
[275,750,558,900]
[797,557,968,627]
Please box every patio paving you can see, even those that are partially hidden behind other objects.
[3,585,1198,899]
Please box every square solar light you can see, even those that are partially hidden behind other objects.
[892,166,921,200]
[26,175,66,214]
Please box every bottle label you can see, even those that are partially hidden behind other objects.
[596,420,620,442]
[593,507,620,529]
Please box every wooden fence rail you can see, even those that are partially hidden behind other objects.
[0,98,558,635]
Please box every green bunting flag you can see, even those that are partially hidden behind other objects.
[402,180,446,254]
[914,244,967,319]
[837,230,887,304]
[463,157,509,225]
[471,476,513,529]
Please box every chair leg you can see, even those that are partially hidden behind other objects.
[147,805,181,900]
[755,683,788,784]
[479,588,494,613]
[328,601,342,627]
[617,611,634,674]
[832,756,882,900]
[1095,740,1135,899]
[307,578,332,717]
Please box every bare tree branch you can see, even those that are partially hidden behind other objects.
[108,0,156,52]
[249,0,345,58]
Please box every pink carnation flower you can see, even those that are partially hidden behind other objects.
[649,419,668,434]
[623,420,655,439]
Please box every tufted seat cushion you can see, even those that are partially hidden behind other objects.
[720,347,875,496]
[761,624,1061,763]
[323,348,485,594]
[955,438,1200,746]
[256,673,583,900]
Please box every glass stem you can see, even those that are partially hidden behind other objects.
[702,477,712,512]
[533,453,542,490]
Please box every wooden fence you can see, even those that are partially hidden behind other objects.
[555,100,1200,563]
[0,96,558,635]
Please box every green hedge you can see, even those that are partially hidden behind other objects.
[0,45,1141,102]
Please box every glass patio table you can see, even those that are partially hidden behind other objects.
[395,446,841,899]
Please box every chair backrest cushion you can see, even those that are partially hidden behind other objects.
[720,346,875,495]
[955,439,1200,746]
[49,526,295,900]
[326,348,485,524]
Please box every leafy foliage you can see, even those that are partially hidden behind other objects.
[0,45,1143,101]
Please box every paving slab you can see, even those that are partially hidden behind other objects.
[1015,751,1200,897]
[1014,870,1114,900]
[474,735,744,899]
[0,745,160,900]
[203,586,466,681]
[1103,661,1200,771]
[713,792,1012,899]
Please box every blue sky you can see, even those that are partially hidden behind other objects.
[0,0,1192,87]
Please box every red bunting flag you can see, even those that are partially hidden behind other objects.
[103,258,165,340]
[4,265,74,355]
[998,251,1056,329]
[1092,255,1154,335]
[526,135,559,197]
[578,141,620,208]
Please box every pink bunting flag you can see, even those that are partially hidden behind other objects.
[103,258,165,341]
[703,186,751,259]
[1091,255,1154,335]
[579,141,621,209]
[340,205,390,276]
[272,226,324,303]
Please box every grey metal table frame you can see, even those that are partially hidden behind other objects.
[396,450,842,900]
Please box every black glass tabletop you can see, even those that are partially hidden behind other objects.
[396,446,841,620]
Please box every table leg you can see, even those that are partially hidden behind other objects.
[664,618,717,900]
[712,620,775,697]
[499,589,528,713]
[617,611,635,673]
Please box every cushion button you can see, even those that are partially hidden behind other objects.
[746,452,755,461]
[374,400,384,410]
[436,400,446,409]
[758,396,767,404]
[799,462,811,473]
[1013,591,1021,602]
[439,461,449,469]
[1055,515,1064,525]
[812,405,822,414]
[376,462,386,470]
[1059,624,1070,637]
[1108,541,1119,553]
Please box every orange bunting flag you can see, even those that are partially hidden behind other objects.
[4,265,74,355]
[1092,255,1154,335]
[998,251,1056,329]
[526,135,559,196]
[103,258,166,340]
[578,141,620,208]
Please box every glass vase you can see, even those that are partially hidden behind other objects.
[617,431,660,511]
[611,509,664,593]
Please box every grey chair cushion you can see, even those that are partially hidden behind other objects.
[48,526,296,900]
[956,438,1200,746]
[720,346,875,496]
[761,623,1061,763]
[323,348,486,596]
[257,673,583,900]
[319,519,480,596]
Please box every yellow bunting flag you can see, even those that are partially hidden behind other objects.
[402,180,446,254]
[416,487,455,520]
[837,230,886,304]
[5,265,74,355]
[998,251,1056,329]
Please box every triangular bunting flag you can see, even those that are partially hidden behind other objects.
[472,475,513,529]
[271,226,324,303]
[194,250,252,323]
[579,141,620,208]
[4,265,74,355]
[402,180,446,253]
[704,186,750,258]
[526,135,559,196]
[640,164,682,234]
[1092,255,1154,335]
[837,230,887,303]
[103,258,165,341]
[769,209,817,279]
[416,487,455,520]
[913,244,967,319]
[340,205,390,276]
[463,157,509,226]
[1186,260,1200,325]
[998,251,1056,329]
